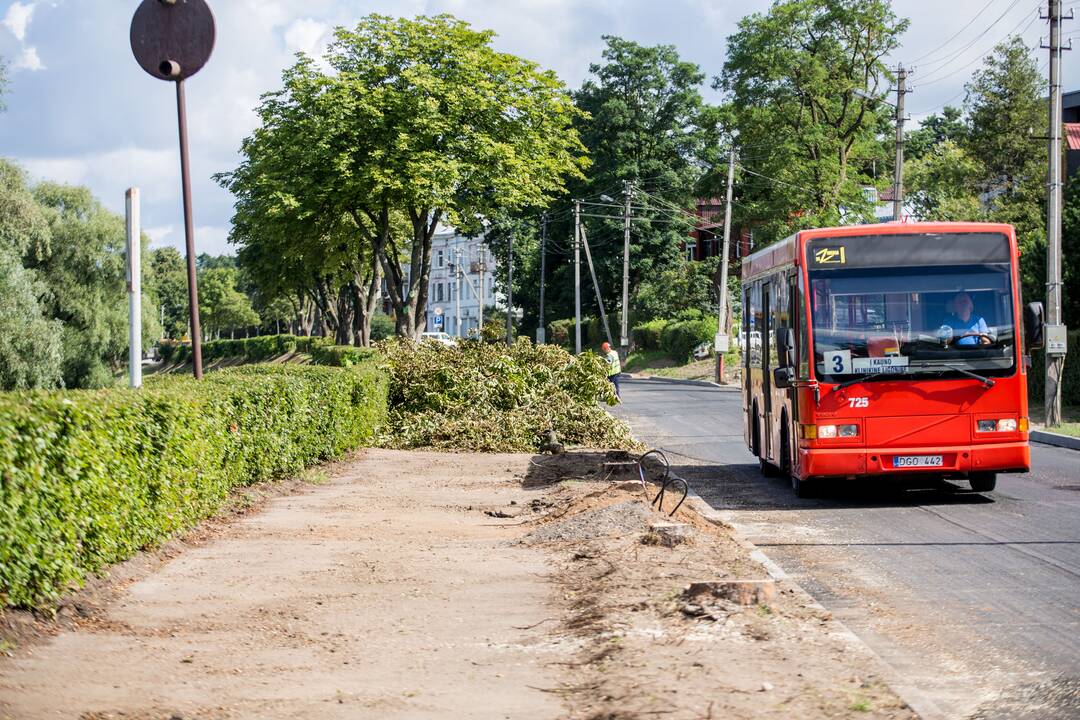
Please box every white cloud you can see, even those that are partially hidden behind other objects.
[194,225,232,256]
[13,45,44,71]
[145,225,176,247]
[283,17,330,56]
[3,1,34,41]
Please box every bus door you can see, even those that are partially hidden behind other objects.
[762,282,773,461]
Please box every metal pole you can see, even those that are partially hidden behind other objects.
[176,79,203,379]
[580,225,615,347]
[126,187,142,389]
[716,146,736,384]
[477,244,484,335]
[893,66,907,222]
[1046,0,1066,426]
[506,234,514,345]
[454,247,462,338]
[574,200,582,354]
[537,214,548,344]
[620,181,632,357]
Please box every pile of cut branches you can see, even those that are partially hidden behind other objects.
[378,338,637,452]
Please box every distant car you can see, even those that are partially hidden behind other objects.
[421,331,457,347]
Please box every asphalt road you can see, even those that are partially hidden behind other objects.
[613,378,1080,720]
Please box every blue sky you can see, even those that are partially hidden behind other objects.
[0,0,1073,256]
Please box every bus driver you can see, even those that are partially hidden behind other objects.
[943,292,991,346]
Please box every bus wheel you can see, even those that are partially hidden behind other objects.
[791,474,813,498]
[969,472,997,493]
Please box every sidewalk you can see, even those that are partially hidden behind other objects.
[1,450,915,720]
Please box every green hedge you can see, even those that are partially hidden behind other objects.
[0,361,388,608]
[159,334,346,366]
[660,318,715,362]
[631,319,668,352]
[1027,330,1080,408]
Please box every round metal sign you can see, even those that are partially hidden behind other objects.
[130,0,216,81]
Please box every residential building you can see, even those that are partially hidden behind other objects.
[423,226,501,337]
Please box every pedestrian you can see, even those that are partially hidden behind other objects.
[601,341,621,400]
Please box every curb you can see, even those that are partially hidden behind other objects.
[1030,429,1080,451]
[625,375,740,391]
[683,487,947,720]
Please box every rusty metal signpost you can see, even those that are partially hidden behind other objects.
[130,0,216,379]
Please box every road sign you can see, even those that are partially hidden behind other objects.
[433,314,444,329]
[715,333,730,353]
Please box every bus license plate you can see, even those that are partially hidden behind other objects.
[893,455,943,468]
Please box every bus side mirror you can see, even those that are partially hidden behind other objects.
[776,327,795,369]
[1024,302,1045,351]
[773,366,795,389]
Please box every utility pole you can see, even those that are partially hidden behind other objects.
[126,187,142,389]
[716,146,736,384]
[477,244,484,336]
[454,247,462,338]
[505,233,514,345]
[1045,0,1070,426]
[893,65,908,222]
[537,214,548,344]
[620,181,633,358]
[574,200,582,355]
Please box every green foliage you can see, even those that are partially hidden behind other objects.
[370,314,396,342]
[546,318,576,349]
[150,247,189,340]
[963,36,1048,307]
[631,319,669,352]
[0,361,388,608]
[159,334,338,367]
[905,140,983,222]
[1028,331,1080,407]
[0,247,63,389]
[634,257,723,322]
[905,107,967,161]
[659,317,715,362]
[719,0,906,236]
[199,267,260,339]
[311,343,378,368]
[378,338,636,452]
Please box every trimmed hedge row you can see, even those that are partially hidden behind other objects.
[1027,330,1080,408]
[158,334,380,368]
[629,317,716,362]
[0,360,388,608]
[159,334,329,364]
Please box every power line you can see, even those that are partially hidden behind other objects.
[913,0,1032,74]
[909,0,1016,64]
[915,6,1043,87]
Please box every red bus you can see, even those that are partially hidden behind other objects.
[741,222,1045,496]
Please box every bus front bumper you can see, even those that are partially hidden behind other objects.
[798,440,1031,479]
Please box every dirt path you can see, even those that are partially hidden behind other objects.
[1,449,916,719]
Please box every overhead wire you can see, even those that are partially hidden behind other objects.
[914,7,1043,88]
[913,0,1030,74]
[908,0,1016,65]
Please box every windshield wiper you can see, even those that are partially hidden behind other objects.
[832,373,898,391]
[942,365,995,388]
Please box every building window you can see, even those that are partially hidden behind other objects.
[436,283,444,302]
[437,250,445,268]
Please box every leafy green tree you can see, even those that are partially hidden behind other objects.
[220,15,587,341]
[718,0,907,237]
[28,183,130,388]
[906,106,967,161]
[0,246,63,389]
[1060,179,1080,325]
[905,140,983,221]
[963,36,1047,304]
[150,247,189,339]
[198,267,259,339]
[0,159,50,260]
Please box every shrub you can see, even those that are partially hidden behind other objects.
[546,318,576,348]
[660,318,715,362]
[311,343,379,367]
[0,360,388,609]
[631,319,669,352]
[370,314,396,342]
[378,337,637,452]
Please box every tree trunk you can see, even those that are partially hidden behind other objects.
[375,205,442,341]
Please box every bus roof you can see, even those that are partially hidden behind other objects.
[742,221,1015,280]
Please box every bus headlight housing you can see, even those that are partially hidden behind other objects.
[801,423,858,439]
[977,418,1018,433]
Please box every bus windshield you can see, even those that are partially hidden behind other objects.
[809,264,1016,383]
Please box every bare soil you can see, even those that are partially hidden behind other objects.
[1,450,915,719]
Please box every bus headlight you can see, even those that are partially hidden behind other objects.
[977,419,1017,432]
[803,424,859,439]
